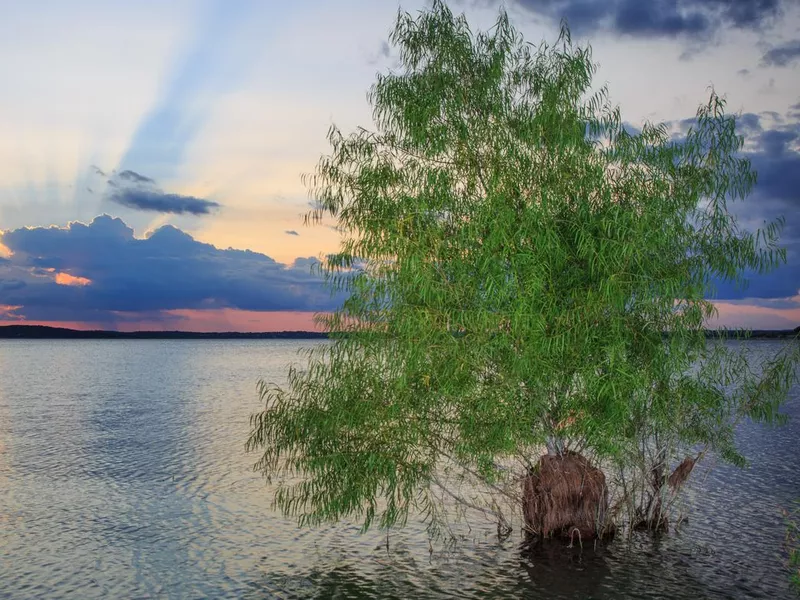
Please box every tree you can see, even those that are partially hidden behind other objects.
[247,0,799,539]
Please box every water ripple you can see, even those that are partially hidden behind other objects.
[0,339,797,599]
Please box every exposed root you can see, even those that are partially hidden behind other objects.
[522,451,610,541]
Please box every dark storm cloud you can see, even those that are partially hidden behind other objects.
[737,112,763,133]
[115,170,156,185]
[104,169,221,216]
[697,112,800,299]
[623,109,799,300]
[505,0,784,38]
[110,189,221,215]
[759,129,798,157]
[622,122,642,136]
[761,40,800,67]
[0,279,25,291]
[0,215,345,323]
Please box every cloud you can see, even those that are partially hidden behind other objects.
[105,169,221,216]
[710,301,800,329]
[622,121,643,136]
[115,169,155,185]
[0,215,344,325]
[737,112,763,134]
[760,39,800,66]
[110,189,221,215]
[760,110,783,124]
[658,108,799,301]
[285,230,299,236]
[366,39,402,68]
[699,112,800,300]
[507,0,784,39]
[55,272,91,286]
[0,279,25,291]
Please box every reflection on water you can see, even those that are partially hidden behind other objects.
[0,339,797,599]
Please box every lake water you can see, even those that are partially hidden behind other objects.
[1,339,798,599]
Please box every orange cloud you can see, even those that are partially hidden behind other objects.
[54,272,92,286]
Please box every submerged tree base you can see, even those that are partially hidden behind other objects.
[522,451,611,542]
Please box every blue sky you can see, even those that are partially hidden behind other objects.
[0,0,799,331]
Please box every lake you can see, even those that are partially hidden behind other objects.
[1,339,798,599]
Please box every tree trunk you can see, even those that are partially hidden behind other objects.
[635,455,697,532]
[522,450,610,542]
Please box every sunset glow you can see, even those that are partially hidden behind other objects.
[0,0,798,331]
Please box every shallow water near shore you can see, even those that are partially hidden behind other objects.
[1,339,797,599]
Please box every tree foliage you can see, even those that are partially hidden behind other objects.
[247,0,799,535]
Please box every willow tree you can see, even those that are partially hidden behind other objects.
[247,1,799,539]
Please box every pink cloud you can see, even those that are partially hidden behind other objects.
[0,305,23,318]
[708,302,800,330]
[118,309,324,332]
[2,304,797,334]
[0,309,325,333]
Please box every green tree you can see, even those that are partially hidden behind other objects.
[247,0,799,538]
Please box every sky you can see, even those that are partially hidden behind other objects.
[0,0,799,332]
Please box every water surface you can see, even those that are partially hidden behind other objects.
[1,339,797,599]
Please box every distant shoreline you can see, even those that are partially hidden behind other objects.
[0,324,797,340]
[702,329,799,340]
[0,325,329,340]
